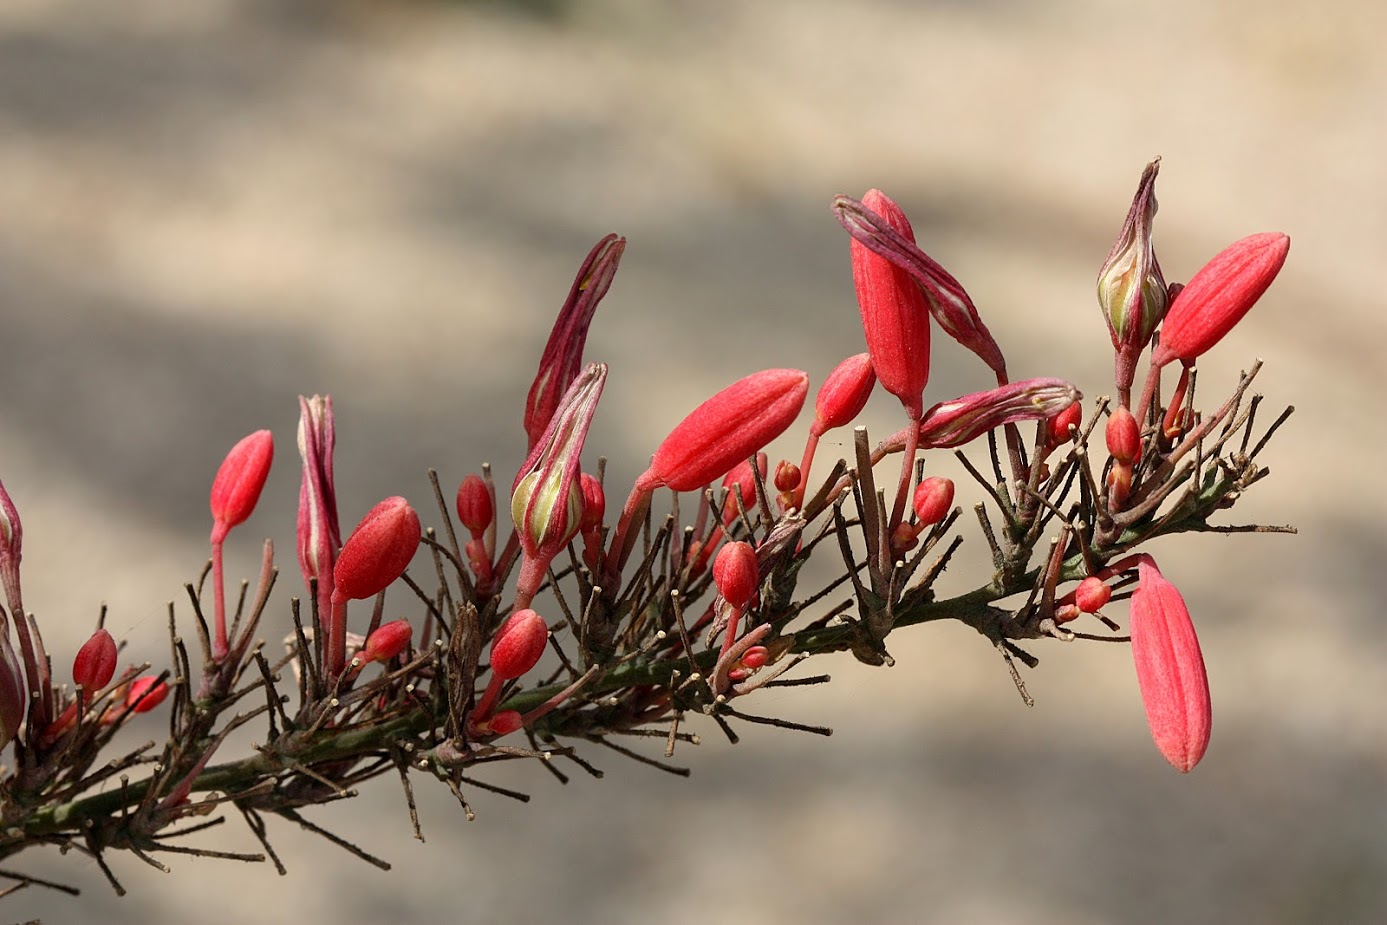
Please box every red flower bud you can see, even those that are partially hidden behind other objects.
[359,620,412,665]
[486,710,524,736]
[73,628,117,691]
[334,497,421,601]
[639,369,808,493]
[740,646,770,670]
[912,476,955,527]
[773,460,800,495]
[490,608,549,681]
[1047,401,1082,447]
[811,353,876,437]
[845,190,932,419]
[1106,405,1142,466]
[1151,232,1290,367]
[125,676,170,713]
[720,453,768,524]
[209,430,274,543]
[455,474,494,537]
[1074,576,1111,614]
[713,541,759,611]
[1129,557,1211,772]
[579,472,605,532]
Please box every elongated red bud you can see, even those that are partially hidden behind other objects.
[579,473,605,532]
[209,430,274,543]
[490,609,548,681]
[455,474,493,537]
[1129,556,1211,772]
[359,620,412,665]
[638,369,808,493]
[334,497,421,601]
[846,190,931,419]
[713,541,759,610]
[1074,576,1111,614]
[1151,232,1290,367]
[911,477,955,527]
[811,353,876,437]
[1106,405,1142,466]
[73,628,117,691]
[125,676,170,713]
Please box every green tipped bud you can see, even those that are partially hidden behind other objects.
[1097,159,1168,396]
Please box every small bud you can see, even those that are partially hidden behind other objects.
[713,542,759,611]
[360,620,412,665]
[1129,557,1211,772]
[1106,405,1142,466]
[843,190,932,419]
[811,353,876,437]
[1047,401,1083,447]
[125,676,170,713]
[889,521,919,554]
[881,379,1082,453]
[773,460,800,495]
[720,453,768,524]
[1107,462,1134,508]
[1152,232,1290,367]
[912,477,955,527]
[524,234,625,449]
[491,609,549,681]
[486,710,524,736]
[334,497,422,601]
[1097,159,1168,394]
[209,430,274,544]
[638,369,809,493]
[73,628,117,691]
[455,474,494,537]
[1074,576,1111,614]
[579,472,605,532]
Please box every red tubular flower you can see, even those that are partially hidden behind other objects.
[834,193,1006,380]
[358,620,412,666]
[209,430,274,545]
[1097,159,1168,398]
[845,190,932,420]
[712,542,759,611]
[1129,556,1211,773]
[1151,232,1290,367]
[73,629,117,691]
[636,369,809,494]
[334,498,422,602]
[524,234,625,450]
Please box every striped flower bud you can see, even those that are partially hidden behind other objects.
[713,541,759,611]
[1129,556,1211,772]
[1152,232,1290,367]
[209,430,274,545]
[73,628,117,691]
[334,497,422,601]
[490,609,549,681]
[637,369,808,494]
[1097,159,1168,395]
[880,378,1081,453]
[0,634,23,752]
[811,353,876,437]
[296,395,341,600]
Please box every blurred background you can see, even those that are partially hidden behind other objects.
[1,0,1383,922]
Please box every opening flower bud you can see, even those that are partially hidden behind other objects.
[912,477,955,528]
[1097,159,1167,395]
[334,497,422,601]
[713,542,759,611]
[490,608,549,681]
[73,628,117,691]
[639,369,809,494]
[209,430,274,544]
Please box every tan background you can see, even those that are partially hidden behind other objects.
[1,0,1383,922]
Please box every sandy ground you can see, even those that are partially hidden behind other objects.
[0,0,1383,922]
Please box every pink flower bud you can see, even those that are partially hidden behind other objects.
[1151,232,1290,367]
[296,395,341,596]
[334,497,422,601]
[1106,405,1142,466]
[1047,401,1082,448]
[881,379,1082,453]
[579,473,605,533]
[835,193,1006,380]
[843,190,932,419]
[713,541,759,610]
[912,476,955,527]
[1129,556,1211,772]
[638,369,809,494]
[1097,159,1168,395]
[73,628,117,691]
[490,608,548,681]
[455,474,494,537]
[1074,576,1111,614]
[524,234,625,450]
[512,363,607,561]
[359,620,412,665]
[125,676,170,713]
[811,353,876,437]
[209,430,274,544]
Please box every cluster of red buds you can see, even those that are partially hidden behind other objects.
[0,160,1293,897]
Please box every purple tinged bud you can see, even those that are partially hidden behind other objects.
[1097,159,1168,395]
[297,395,342,599]
[0,478,22,615]
[880,378,1082,453]
[0,633,23,752]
